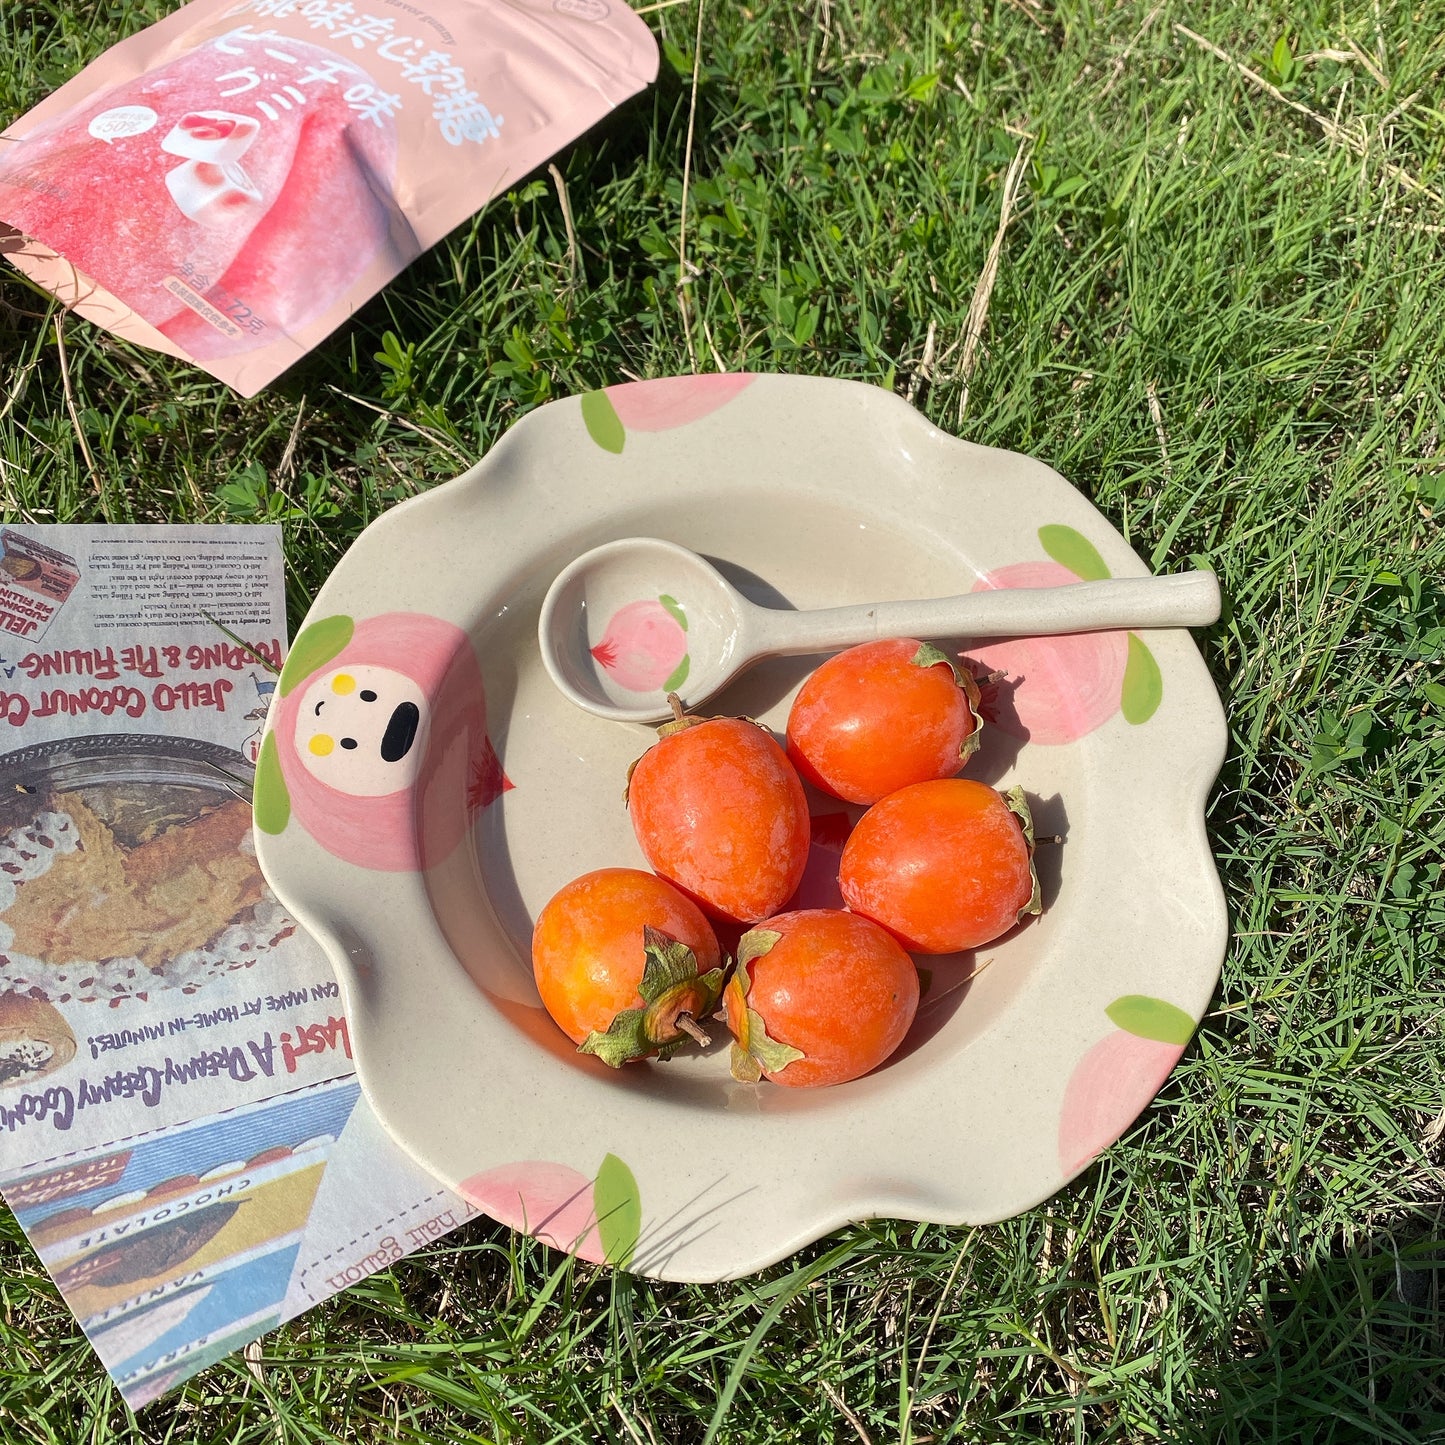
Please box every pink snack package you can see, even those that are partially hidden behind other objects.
[0,0,658,396]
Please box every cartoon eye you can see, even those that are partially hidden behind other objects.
[340,738,358,751]
[360,690,377,702]
[381,703,421,762]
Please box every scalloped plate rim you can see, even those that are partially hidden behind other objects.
[253,373,1229,1282]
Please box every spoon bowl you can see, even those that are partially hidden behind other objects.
[539,536,1222,723]
[537,537,749,723]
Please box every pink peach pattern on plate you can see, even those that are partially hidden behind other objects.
[964,524,1168,741]
[459,1161,606,1261]
[458,1153,640,1267]
[606,373,755,430]
[581,374,756,453]
[1057,995,1195,1173]
[965,561,1130,745]
[590,597,689,693]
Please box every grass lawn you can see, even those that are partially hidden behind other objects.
[4,0,1445,1439]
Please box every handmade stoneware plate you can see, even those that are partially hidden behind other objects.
[252,374,1228,1281]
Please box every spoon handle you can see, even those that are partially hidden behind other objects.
[750,571,1221,655]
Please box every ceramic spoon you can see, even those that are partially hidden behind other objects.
[538,536,1221,724]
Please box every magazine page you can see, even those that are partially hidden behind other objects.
[0,525,474,1409]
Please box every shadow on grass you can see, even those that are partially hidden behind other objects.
[1186,1216,1445,1444]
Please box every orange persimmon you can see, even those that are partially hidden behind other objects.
[627,705,809,925]
[839,779,1040,953]
[786,639,983,804]
[723,909,919,1087]
[531,867,723,1066]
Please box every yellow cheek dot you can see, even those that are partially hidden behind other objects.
[308,735,335,757]
[331,673,356,695]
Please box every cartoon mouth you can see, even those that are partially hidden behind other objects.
[380,702,420,763]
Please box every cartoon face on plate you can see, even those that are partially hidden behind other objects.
[255,612,500,873]
[296,665,429,795]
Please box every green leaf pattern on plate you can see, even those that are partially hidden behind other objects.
[1105,994,1195,1045]
[593,1153,641,1269]
[1037,524,1165,724]
[581,390,626,454]
[278,614,353,697]
[1121,633,1163,724]
[1038,524,1111,582]
[252,731,290,835]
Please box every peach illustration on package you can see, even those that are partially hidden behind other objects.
[0,0,659,396]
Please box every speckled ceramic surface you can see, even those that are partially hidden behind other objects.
[252,374,1228,1282]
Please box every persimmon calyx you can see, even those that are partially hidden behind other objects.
[656,695,770,741]
[579,926,726,1068]
[656,691,700,739]
[724,929,805,1083]
[910,643,985,761]
[1002,785,1043,922]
